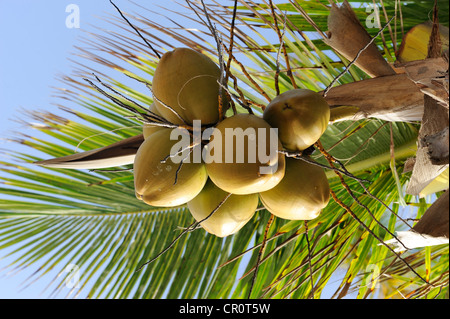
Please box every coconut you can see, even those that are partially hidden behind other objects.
[143,103,165,139]
[204,113,285,195]
[152,47,227,126]
[134,128,208,207]
[259,157,330,220]
[263,89,330,151]
[187,179,258,237]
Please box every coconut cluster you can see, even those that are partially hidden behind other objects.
[134,47,331,238]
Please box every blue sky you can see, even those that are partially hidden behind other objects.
[2,1,93,133]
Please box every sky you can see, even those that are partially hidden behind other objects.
[1,1,95,136]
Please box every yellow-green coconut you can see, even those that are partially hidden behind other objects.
[187,179,258,237]
[134,128,208,207]
[263,89,330,151]
[204,113,285,195]
[152,47,227,126]
[259,157,330,220]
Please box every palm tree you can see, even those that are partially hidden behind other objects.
[0,0,448,299]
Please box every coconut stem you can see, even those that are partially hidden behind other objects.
[329,106,361,123]
[222,45,272,104]
[224,0,238,91]
[218,80,254,115]
[84,75,189,133]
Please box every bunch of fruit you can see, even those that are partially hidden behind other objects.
[134,47,331,237]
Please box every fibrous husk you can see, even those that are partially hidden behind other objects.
[396,56,449,109]
[405,94,449,196]
[187,179,258,237]
[263,89,330,151]
[405,13,450,197]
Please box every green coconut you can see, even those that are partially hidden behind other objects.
[187,179,258,237]
[134,128,208,207]
[259,157,330,220]
[205,113,285,195]
[263,89,330,151]
[152,47,227,126]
